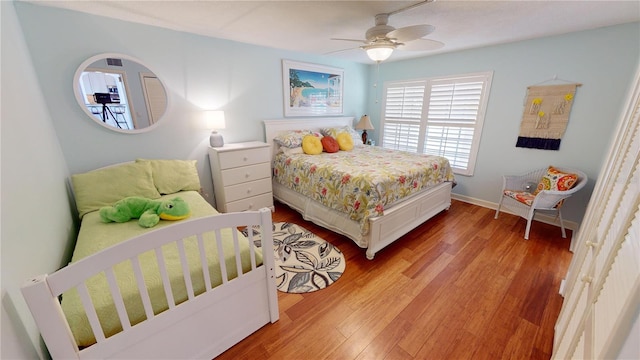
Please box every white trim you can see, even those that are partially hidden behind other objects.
[451,192,580,231]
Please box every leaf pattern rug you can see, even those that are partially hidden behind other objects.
[243,222,345,293]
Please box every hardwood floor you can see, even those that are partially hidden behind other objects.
[217,199,573,360]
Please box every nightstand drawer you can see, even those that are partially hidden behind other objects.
[217,147,270,169]
[226,193,274,212]
[224,178,272,203]
[221,162,271,185]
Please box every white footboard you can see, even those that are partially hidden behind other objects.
[273,181,452,259]
[366,182,452,259]
[21,208,278,360]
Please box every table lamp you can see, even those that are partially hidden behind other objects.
[205,110,226,147]
[355,115,374,144]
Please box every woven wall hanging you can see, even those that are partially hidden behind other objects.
[516,82,581,150]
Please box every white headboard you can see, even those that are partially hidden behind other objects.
[263,117,355,159]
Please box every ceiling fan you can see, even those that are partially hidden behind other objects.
[331,0,444,62]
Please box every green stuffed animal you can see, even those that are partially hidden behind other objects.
[99,196,191,228]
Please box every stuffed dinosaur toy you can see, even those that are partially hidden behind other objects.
[99,196,191,228]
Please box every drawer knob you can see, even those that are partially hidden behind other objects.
[243,156,248,161]
[247,188,252,194]
[245,172,250,178]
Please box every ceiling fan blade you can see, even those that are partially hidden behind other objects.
[400,38,444,51]
[387,24,435,42]
[324,46,361,55]
[330,38,367,44]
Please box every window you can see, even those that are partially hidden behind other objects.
[381,72,493,176]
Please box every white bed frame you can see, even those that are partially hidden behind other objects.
[21,208,278,359]
[264,117,452,260]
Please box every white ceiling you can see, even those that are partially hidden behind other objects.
[23,0,640,63]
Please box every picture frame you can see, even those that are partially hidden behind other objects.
[282,60,344,117]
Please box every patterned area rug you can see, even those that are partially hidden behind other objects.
[244,222,345,293]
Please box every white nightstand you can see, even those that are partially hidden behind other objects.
[208,141,274,212]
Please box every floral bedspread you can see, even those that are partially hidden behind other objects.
[273,146,455,235]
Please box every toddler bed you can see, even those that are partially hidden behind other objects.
[264,117,455,259]
[21,159,278,359]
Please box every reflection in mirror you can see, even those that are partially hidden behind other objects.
[74,54,168,133]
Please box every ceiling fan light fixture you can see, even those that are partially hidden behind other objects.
[365,45,394,62]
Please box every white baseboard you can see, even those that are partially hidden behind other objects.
[451,193,579,252]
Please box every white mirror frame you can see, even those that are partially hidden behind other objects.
[73,53,169,134]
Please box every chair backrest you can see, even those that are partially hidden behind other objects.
[531,166,588,209]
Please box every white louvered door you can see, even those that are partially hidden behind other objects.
[552,65,640,359]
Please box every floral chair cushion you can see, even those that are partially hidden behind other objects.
[503,190,536,206]
[533,166,578,195]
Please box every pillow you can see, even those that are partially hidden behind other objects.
[533,166,578,195]
[336,132,354,151]
[71,162,161,219]
[281,147,304,156]
[274,130,311,148]
[321,136,339,153]
[136,159,201,195]
[302,134,323,155]
[321,126,363,146]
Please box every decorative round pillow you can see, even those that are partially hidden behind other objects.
[302,134,323,155]
[336,132,354,151]
[321,136,339,153]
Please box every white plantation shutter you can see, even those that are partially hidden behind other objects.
[382,83,425,152]
[381,72,493,176]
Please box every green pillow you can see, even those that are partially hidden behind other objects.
[136,159,201,195]
[71,162,161,219]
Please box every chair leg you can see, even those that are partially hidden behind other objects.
[524,208,536,240]
[558,209,567,238]
[495,195,504,219]
[525,218,532,240]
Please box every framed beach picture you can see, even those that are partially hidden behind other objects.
[282,60,344,116]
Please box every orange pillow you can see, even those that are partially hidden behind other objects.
[533,166,578,194]
[321,136,339,153]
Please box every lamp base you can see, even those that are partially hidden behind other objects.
[361,130,368,144]
[210,132,224,147]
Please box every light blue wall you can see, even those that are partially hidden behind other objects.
[13,2,368,207]
[3,1,639,357]
[1,2,76,359]
[368,22,640,223]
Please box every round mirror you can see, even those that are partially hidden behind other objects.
[73,53,168,134]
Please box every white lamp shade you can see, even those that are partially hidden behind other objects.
[366,47,393,62]
[204,110,226,129]
[204,110,226,147]
[355,115,374,130]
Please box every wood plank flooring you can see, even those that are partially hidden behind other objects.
[217,199,573,360]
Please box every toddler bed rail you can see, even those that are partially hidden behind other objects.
[22,208,277,359]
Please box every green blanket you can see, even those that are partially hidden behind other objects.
[61,191,263,347]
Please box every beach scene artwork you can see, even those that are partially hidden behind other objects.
[283,60,343,116]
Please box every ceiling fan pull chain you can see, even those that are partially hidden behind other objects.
[375,61,380,104]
